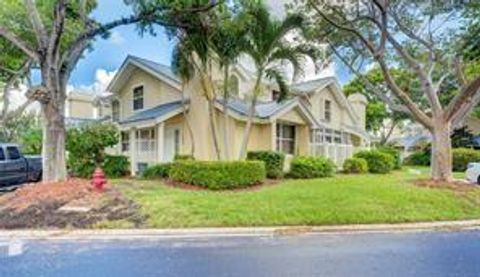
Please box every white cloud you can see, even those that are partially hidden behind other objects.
[109,30,125,46]
[68,68,117,96]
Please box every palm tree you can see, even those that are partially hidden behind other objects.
[210,8,249,160]
[173,23,223,160]
[171,43,195,157]
[238,4,319,159]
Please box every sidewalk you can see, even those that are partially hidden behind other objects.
[2,219,480,241]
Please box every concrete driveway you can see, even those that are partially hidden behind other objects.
[2,230,480,276]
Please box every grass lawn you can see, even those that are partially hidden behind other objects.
[111,167,480,228]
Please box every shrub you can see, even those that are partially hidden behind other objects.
[403,150,430,166]
[377,146,402,169]
[169,161,266,190]
[174,154,194,161]
[354,150,394,174]
[67,123,119,178]
[288,156,336,179]
[103,155,129,178]
[452,148,480,172]
[247,151,285,178]
[343,158,369,174]
[142,163,172,179]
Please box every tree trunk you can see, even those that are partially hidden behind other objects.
[207,98,222,160]
[222,65,230,160]
[41,98,67,182]
[238,94,258,160]
[430,120,453,182]
[181,84,195,157]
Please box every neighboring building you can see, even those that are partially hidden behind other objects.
[65,91,111,125]
[106,55,370,175]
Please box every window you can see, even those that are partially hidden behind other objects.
[334,131,342,143]
[133,86,144,110]
[229,75,239,97]
[272,90,281,102]
[174,129,181,154]
[112,100,120,122]
[324,128,333,143]
[324,99,331,122]
[0,148,5,161]
[276,123,296,154]
[121,132,130,152]
[6,147,20,160]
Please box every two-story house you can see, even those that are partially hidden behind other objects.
[106,55,370,175]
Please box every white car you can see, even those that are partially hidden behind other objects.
[466,163,480,184]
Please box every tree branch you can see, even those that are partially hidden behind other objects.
[0,26,39,61]
[24,0,48,48]
[446,76,480,122]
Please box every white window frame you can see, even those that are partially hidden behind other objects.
[324,99,332,122]
[133,85,144,111]
[276,123,296,154]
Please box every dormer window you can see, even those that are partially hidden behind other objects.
[272,90,281,102]
[112,100,120,122]
[229,75,239,97]
[324,99,331,122]
[133,86,144,111]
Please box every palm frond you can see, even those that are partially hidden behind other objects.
[265,68,289,102]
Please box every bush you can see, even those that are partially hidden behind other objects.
[142,163,172,179]
[67,123,119,178]
[288,156,336,179]
[377,146,402,169]
[343,158,369,174]
[354,150,394,174]
[452,148,480,172]
[174,154,195,161]
[103,155,130,178]
[169,161,266,190]
[247,151,285,178]
[403,150,430,166]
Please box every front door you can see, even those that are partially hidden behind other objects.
[164,125,182,162]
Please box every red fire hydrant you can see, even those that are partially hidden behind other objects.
[91,167,107,192]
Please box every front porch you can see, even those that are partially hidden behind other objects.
[120,122,183,175]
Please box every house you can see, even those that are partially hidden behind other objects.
[65,91,111,125]
[106,55,370,175]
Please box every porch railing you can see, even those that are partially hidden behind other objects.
[136,139,156,162]
[310,143,361,167]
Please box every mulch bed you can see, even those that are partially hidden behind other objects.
[413,178,478,192]
[0,179,145,229]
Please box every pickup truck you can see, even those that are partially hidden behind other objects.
[0,143,42,188]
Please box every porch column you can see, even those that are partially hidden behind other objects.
[157,122,165,162]
[271,120,277,151]
[130,128,137,176]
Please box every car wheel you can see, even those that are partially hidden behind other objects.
[477,175,480,185]
[36,171,42,182]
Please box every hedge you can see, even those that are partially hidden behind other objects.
[354,150,394,174]
[103,155,130,178]
[452,148,480,172]
[343,157,369,174]
[247,151,285,178]
[169,161,266,190]
[142,163,172,179]
[377,146,402,169]
[288,156,336,179]
[403,150,430,166]
[174,154,195,161]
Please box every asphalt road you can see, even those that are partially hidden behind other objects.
[2,230,480,277]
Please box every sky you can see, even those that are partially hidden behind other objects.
[50,0,348,97]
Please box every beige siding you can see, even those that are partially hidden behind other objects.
[117,68,181,120]
[67,98,95,119]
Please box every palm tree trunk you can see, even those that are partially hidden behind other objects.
[208,98,222,160]
[181,84,195,157]
[238,78,261,160]
[222,65,230,160]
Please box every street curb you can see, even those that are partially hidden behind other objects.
[2,220,480,241]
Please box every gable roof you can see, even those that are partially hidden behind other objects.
[291,76,360,125]
[120,100,186,125]
[107,55,181,93]
[216,97,320,127]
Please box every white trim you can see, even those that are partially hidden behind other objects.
[118,106,187,130]
[131,83,145,112]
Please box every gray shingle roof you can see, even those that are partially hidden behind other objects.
[128,55,180,83]
[217,98,297,119]
[290,77,335,93]
[120,100,185,124]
